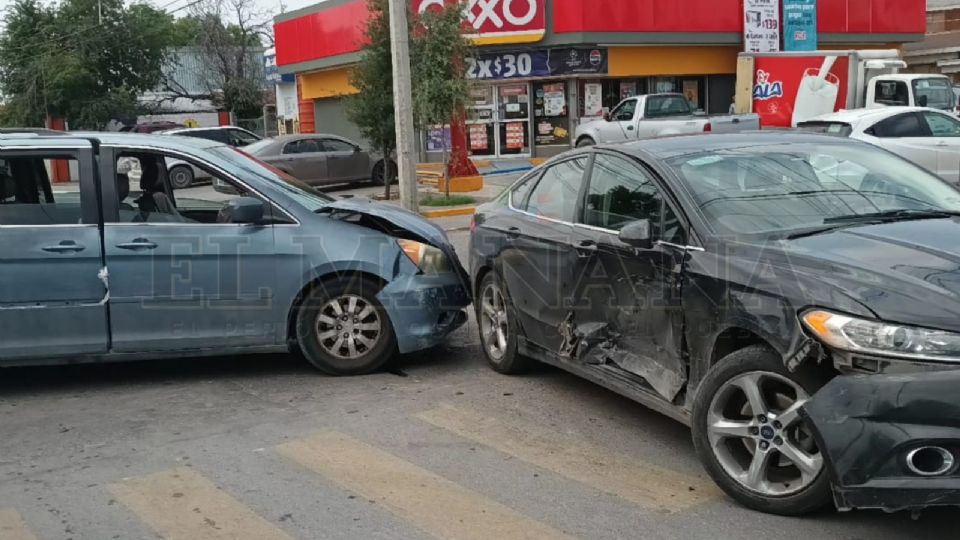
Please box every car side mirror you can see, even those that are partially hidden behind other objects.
[603,112,611,121]
[917,94,928,107]
[353,145,361,153]
[221,196,264,224]
[619,219,653,249]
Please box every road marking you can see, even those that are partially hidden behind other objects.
[277,432,572,540]
[0,509,38,540]
[108,467,292,540]
[417,405,719,513]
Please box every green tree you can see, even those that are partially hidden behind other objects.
[412,3,471,197]
[0,0,172,128]
[345,0,399,200]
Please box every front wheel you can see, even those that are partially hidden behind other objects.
[169,165,194,189]
[576,137,596,148]
[691,345,832,516]
[371,160,396,186]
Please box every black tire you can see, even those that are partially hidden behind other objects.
[169,165,194,189]
[295,276,397,376]
[691,345,832,516]
[371,160,396,186]
[475,272,533,374]
[576,137,596,148]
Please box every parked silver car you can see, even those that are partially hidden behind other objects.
[161,126,262,188]
[239,134,394,187]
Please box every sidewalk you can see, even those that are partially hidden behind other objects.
[414,158,534,218]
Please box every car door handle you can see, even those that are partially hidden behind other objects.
[116,238,158,251]
[576,239,598,257]
[937,140,949,147]
[505,226,520,240]
[627,125,635,131]
[42,240,85,253]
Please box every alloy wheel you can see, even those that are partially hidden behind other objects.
[315,294,382,360]
[479,283,509,361]
[706,371,823,497]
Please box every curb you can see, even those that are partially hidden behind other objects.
[481,166,533,177]
[420,206,477,218]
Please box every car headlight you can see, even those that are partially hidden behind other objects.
[397,239,451,274]
[801,309,960,361]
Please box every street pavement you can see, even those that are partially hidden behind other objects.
[2,185,956,540]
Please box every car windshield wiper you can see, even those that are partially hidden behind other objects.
[822,209,960,224]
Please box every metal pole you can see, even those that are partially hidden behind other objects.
[387,0,418,212]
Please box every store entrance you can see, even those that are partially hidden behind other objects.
[466,84,531,158]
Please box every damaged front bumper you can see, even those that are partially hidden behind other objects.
[377,271,470,354]
[801,369,960,512]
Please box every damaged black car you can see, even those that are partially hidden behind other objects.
[469,132,960,516]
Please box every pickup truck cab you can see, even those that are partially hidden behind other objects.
[574,93,761,147]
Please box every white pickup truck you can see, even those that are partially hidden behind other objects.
[574,93,761,147]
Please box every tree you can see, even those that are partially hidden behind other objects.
[0,0,171,128]
[345,0,398,200]
[411,3,471,197]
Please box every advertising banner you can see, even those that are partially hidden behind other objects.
[415,0,546,44]
[469,124,489,151]
[784,0,818,51]
[584,83,603,117]
[743,0,780,53]
[752,55,850,128]
[427,125,452,152]
[466,48,607,80]
[505,122,525,149]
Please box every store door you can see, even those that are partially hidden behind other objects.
[497,84,531,157]
[467,86,496,158]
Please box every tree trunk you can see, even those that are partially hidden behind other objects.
[442,142,450,199]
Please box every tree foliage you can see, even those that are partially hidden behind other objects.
[0,0,172,128]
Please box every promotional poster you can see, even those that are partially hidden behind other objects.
[752,55,850,128]
[743,0,780,53]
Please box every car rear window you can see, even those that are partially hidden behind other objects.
[796,121,852,137]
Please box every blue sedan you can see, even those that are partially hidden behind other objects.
[0,133,470,374]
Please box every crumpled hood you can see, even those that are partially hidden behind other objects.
[783,218,960,331]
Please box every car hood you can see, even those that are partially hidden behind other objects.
[782,218,960,331]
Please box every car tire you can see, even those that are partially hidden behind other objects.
[295,276,397,376]
[691,345,833,516]
[371,160,396,186]
[169,165,194,189]
[476,272,533,374]
[576,137,596,148]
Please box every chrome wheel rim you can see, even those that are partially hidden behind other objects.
[315,294,381,360]
[707,371,823,497]
[171,168,191,187]
[479,283,509,361]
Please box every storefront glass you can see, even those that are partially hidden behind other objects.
[467,86,496,157]
[578,79,648,120]
[498,84,531,156]
[532,81,570,147]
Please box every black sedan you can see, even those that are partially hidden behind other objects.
[469,132,960,516]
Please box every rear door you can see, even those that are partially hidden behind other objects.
[920,110,960,183]
[864,112,940,173]
[0,141,108,359]
[322,138,370,182]
[280,139,329,183]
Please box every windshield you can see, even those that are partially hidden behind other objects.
[913,78,955,110]
[210,146,334,210]
[667,142,960,240]
[242,139,274,156]
[796,121,853,137]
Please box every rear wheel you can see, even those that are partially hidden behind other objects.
[371,160,396,186]
[576,137,596,148]
[476,272,532,374]
[691,345,832,515]
[296,276,396,375]
[169,165,194,189]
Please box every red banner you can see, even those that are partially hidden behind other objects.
[752,55,850,128]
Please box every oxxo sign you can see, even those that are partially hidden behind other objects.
[416,0,546,44]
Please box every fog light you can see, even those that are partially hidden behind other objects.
[905,446,956,476]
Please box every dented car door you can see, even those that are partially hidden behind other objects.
[569,152,688,401]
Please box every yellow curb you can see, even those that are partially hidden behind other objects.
[471,159,492,168]
[440,174,483,193]
[421,206,477,218]
[529,158,546,165]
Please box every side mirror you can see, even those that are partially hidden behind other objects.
[619,219,653,249]
[353,145,361,153]
[917,94,929,107]
[220,196,264,224]
[603,112,611,121]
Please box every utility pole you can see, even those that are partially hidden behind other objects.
[387,0,418,212]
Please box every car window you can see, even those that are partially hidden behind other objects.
[796,121,853,137]
[297,139,322,153]
[874,80,909,106]
[227,129,260,147]
[610,99,637,122]
[922,111,960,137]
[323,139,356,152]
[913,78,954,110]
[645,95,692,118]
[509,172,539,208]
[583,153,684,243]
[282,141,301,154]
[0,154,83,225]
[869,113,929,138]
[183,130,226,143]
[526,157,588,222]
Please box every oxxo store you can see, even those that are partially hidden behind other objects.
[274,0,926,160]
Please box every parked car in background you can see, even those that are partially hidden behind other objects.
[470,132,960,515]
[798,107,960,183]
[574,93,761,147]
[233,134,395,189]
[0,132,469,375]
[160,126,263,188]
[121,121,184,133]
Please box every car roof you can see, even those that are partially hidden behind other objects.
[802,106,933,124]
[0,132,224,151]
[606,131,864,159]
[161,126,246,134]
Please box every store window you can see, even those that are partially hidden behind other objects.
[467,86,495,157]
[533,81,570,147]
[579,79,647,120]
[498,84,530,156]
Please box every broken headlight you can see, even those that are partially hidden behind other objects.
[802,309,960,362]
[397,239,451,274]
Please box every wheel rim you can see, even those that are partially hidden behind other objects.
[706,371,823,497]
[171,168,191,187]
[315,294,382,360]
[374,164,384,183]
[479,283,509,361]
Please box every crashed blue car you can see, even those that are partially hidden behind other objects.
[0,133,470,374]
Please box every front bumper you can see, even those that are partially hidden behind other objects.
[377,271,471,354]
[801,369,960,512]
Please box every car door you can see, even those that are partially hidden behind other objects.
[280,139,328,183]
[0,142,109,359]
[322,138,370,182]
[863,112,940,173]
[499,155,592,352]
[569,151,689,401]
[920,110,960,183]
[98,147,281,352]
[598,99,638,143]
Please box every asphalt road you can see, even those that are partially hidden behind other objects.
[2,191,956,539]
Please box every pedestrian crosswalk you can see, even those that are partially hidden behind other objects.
[6,404,718,539]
